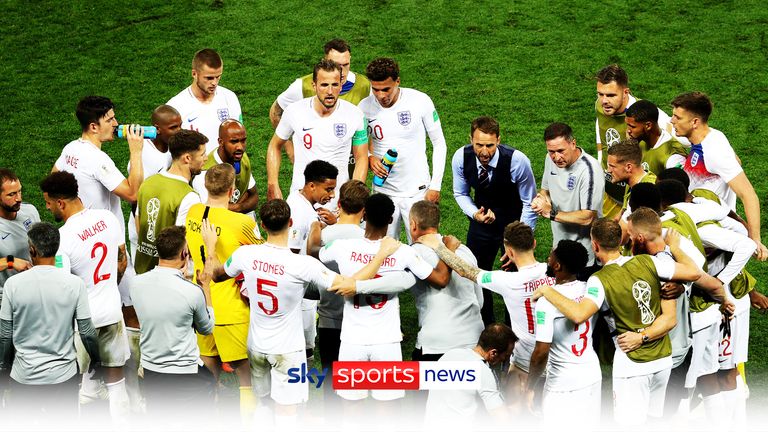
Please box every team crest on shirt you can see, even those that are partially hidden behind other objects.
[217,108,230,122]
[567,174,576,190]
[397,111,411,126]
[334,123,347,138]
[23,218,33,230]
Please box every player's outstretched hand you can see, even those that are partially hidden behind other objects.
[660,282,684,300]
[755,241,768,261]
[417,233,441,249]
[616,331,642,353]
[663,228,681,250]
[329,275,357,297]
[500,250,515,270]
[368,156,388,178]
[201,219,218,252]
[125,124,144,154]
[267,184,283,201]
[316,208,338,226]
[749,290,768,312]
[13,257,32,272]
[442,235,461,252]
[425,189,440,203]
[377,236,402,257]
[721,299,736,317]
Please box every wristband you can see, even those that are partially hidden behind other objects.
[550,209,558,221]
[641,331,649,344]
[5,255,13,270]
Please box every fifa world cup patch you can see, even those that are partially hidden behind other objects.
[481,272,492,284]
[225,256,233,267]
[536,310,546,325]
[432,110,439,122]
[588,287,598,298]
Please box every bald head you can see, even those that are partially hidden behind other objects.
[218,119,247,163]
[151,105,182,146]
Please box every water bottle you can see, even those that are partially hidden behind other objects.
[115,125,157,139]
[373,149,398,187]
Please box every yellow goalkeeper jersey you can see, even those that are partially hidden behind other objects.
[186,204,262,324]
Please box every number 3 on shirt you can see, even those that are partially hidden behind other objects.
[257,278,279,315]
[571,320,590,357]
[91,242,111,285]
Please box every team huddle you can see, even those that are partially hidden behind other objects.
[0,38,765,430]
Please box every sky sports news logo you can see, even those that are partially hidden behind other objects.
[287,361,482,390]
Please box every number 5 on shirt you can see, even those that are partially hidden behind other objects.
[256,278,279,315]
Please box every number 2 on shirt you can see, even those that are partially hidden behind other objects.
[256,278,279,315]
[91,242,111,285]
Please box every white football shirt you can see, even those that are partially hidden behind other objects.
[167,85,243,153]
[55,139,127,239]
[275,98,367,194]
[319,238,433,345]
[58,208,124,328]
[285,190,319,255]
[475,263,555,370]
[684,128,742,210]
[359,88,446,197]
[224,243,335,354]
[535,280,602,391]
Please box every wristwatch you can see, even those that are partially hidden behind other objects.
[641,331,649,344]
[6,255,14,270]
[550,208,558,221]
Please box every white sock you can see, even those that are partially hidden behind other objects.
[254,402,274,430]
[734,378,747,426]
[721,389,738,424]
[79,368,105,403]
[106,378,130,424]
[702,393,727,428]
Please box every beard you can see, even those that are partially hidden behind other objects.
[631,240,649,256]
[0,202,21,213]
[546,265,556,278]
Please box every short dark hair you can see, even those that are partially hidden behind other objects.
[503,221,534,251]
[156,226,187,260]
[628,182,661,212]
[657,167,690,189]
[192,48,222,70]
[205,163,235,197]
[0,169,19,193]
[657,179,688,207]
[76,96,114,131]
[366,58,399,82]
[470,116,500,138]
[553,240,588,276]
[596,64,628,88]
[40,172,78,200]
[313,58,342,82]
[671,92,713,123]
[169,130,207,160]
[607,139,642,165]
[151,104,180,124]
[590,218,623,251]
[260,199,291,233]
[27,222,60,258]
[625,99,659,124]
[409,200,440,231]
[338,180,369,214]
[477,323,517,352]
[544,122,574,142]
[304,160,338,184]
[364,194,395,229]
[323,38,351,54]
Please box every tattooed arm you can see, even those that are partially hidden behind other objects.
[418,234,481,282]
